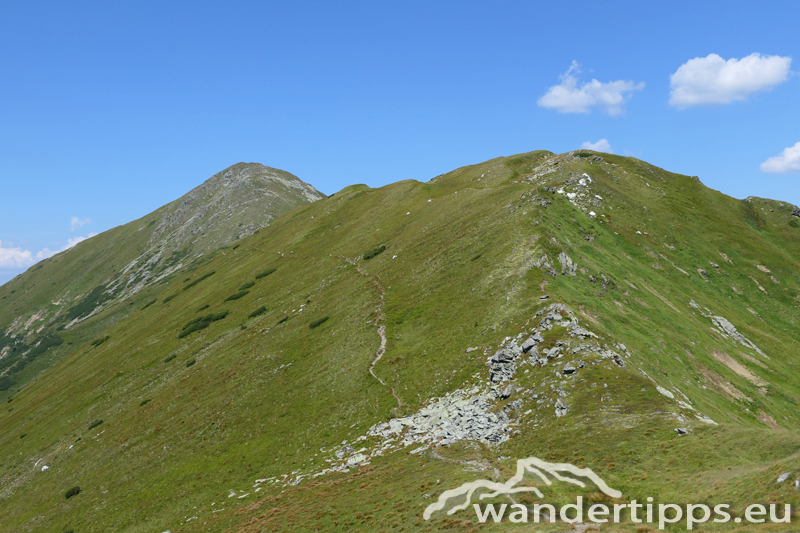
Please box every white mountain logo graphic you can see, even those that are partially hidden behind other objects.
[423,456,622,520]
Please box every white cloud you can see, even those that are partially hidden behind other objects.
[35,232,99,260]
[669,53,791,108]
[70,216,91,231]
[538,62,644,116]
[0,241,35,268]
[579,139,613,153]
[760,142,800,174]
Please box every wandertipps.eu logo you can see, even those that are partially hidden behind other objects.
[423,456,793,529]
[423,456,621,523]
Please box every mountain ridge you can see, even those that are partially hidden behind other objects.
[2,149,800,531]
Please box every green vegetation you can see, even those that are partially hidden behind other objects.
[3,151,800,532]
[65,285,111,321]
[139,398,151,406]
[308,316,329,329]
[183,271,216,291]
[0,376,15,391]
[362,244,386,260]
[238,281,255,291]
[248,306,267,318]
[90,336,110,347]
[163,354,176,363]
[162,294,178,303]
[255,267,277,279]
[87,419,103,430]
[178,311,230,338]
[186,359,196,367]
[224,290,249,301]
[64,486,81,500]
[276,315,289,324]
[573,151,595,157]
[140,298,157,310]
[197,304,210,311]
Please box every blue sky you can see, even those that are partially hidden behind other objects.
[1,1,798,284]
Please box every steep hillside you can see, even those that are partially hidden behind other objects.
[0,163,324,399]
[1,150,800,532]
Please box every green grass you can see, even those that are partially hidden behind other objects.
[2,149,800,532]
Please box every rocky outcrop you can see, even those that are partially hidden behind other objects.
[558,252,577,276]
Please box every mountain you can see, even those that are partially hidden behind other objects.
[0,163,324,397]
[1,150,800,532]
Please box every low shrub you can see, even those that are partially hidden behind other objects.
[164,354,177,363]
[248,306,267,318]
[162,294,178,303]
[183,271,216,291]
[255,268,276,279]
[140,298,157,310]
[574,151,594,157]
[87,419,103,430]
[64,486,81,499]
[90,336,109,347]
[239,281,255,290]
[0,376,15,392]
[362,245,386,260]
[186,359,196,367]
[309,316,329,329]
[178,311,230,338]
[197,304,210,311]
[224,290,249,302]
[277,316,289,325]
[139,398,151,406]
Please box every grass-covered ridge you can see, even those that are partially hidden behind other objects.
[0,150,799,531]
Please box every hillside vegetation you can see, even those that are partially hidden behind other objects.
[1,150,799,532]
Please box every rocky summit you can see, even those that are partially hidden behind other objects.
[1,149,800,532]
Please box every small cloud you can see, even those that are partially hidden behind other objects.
[580,139,613,153]
[0,241,35,268]
[538,61,644,116]
[70,216,91,231]
[669,53,791,108]
[35,233,99,261]
[760,142,800,174]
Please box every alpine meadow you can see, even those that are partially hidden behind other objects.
[2,149,800,532]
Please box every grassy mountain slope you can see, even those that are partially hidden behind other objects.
[0,163,324,400]
[1,150,800,532]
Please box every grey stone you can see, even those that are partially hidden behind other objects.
[777,472,791,483]
[563,363,576,375]
[674,428,688,435]
[521,337,539,353]
[558,252,577,276]
[555,398,569,417]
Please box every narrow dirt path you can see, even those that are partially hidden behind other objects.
[259,249,402,412]
[343,256,403,413]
